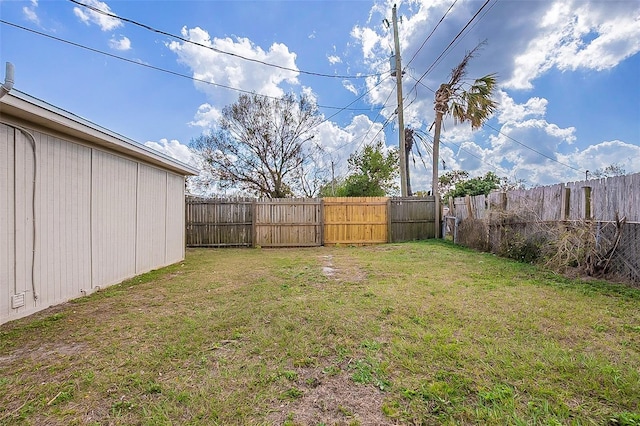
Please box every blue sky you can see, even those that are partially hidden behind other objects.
[1,0,639,193]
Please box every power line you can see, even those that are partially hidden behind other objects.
[483,121,585,173]
[408,0,494,97]
[69,0,382,80]
[0,20,382,113]
[403,0,460,70]
[424,0,498,80]
[312,75,393,129]
[350,84,398,154]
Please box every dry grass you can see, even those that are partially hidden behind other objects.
[1,241,639,425]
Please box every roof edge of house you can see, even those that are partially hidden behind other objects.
[0,89,199,176]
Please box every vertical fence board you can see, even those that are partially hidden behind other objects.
[389,197,435,242]
[254,198,322,247]
[185,197,253,247]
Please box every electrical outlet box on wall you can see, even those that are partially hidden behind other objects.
[11,293,26,309]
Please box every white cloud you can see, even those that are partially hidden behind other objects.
[301,86,318,105]
[167,26,299,107]
[351,25,385,60]
[189,103,222,129]
[504,0,640,89]
[108,35,131,51]
[145,138,194,166]
[342,80,358,95]
[314,114,387,175]
[561,140,640,178]
[495,90,547,124]
[73,0,122,32]
[328,55,342,65]
[23,0,39,25]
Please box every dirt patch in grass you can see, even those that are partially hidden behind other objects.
[320,253,366,283]
[269,369,391,425]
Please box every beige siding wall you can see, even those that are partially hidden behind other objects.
[1,122,187,324]
[91,150,137,286]
[1,125,16,322]
[35,132,92,306]
[166,174,186,264]
[136,165,167,274]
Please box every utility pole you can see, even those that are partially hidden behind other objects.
[392,4,408,197]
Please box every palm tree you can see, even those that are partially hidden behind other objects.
[432,43,497,237]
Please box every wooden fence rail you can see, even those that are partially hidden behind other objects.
[186,196,436,247]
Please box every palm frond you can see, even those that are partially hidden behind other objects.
[447,41,486,87]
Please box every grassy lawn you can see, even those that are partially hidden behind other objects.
[1,241,639,425]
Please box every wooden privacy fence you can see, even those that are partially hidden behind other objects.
[390,197,436,242]
[186,196,436,247]
[255,198,322,247]
[452,173,640,223]
[186,197,253,247]
[449,173,640,284]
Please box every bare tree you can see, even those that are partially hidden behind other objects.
[590,163,626,179]
[190,93,325,198]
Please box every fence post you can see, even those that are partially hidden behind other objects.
[319,199,325,246]
[583,186,592,219]
[387,198,393,243]
[251,198,257,247]
[500,192,507,211]
[563,187,571,220]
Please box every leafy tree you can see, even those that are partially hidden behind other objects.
[590,163,626,179]
[431,42,497,236]
[442,171,501,200]
[440,170,525,202]
[190,93,324,198]
[438,170,470,198]
[322,141,398,197]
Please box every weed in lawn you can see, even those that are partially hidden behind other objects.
[111,400,136,416]
[350,358,391,391]
[280,387,303,401]
[609,412,640,425]
[282,371,298,381]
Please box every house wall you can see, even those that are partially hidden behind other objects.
[1,121,186,324]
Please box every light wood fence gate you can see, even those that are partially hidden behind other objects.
[254,198,322,247]
[323,197,388,245]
